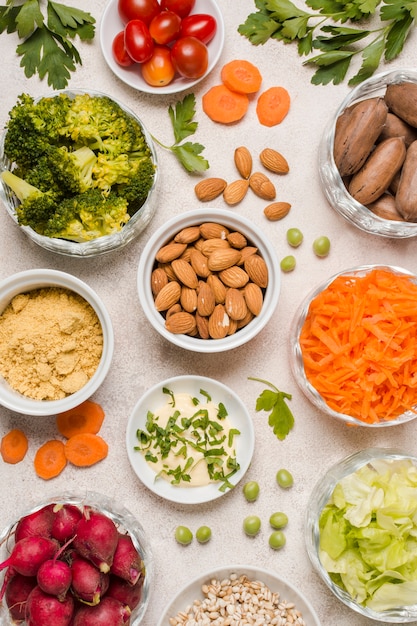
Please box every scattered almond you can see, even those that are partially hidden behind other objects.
[249,172,276,200]
[234,146,252,179]
[194,178,227,202]
[260,148,290,174]
[223,179,249,206]
[264,201,292,221]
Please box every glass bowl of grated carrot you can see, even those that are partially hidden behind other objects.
[290,264,417,427]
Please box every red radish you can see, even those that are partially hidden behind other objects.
[37,559,72,600]
[26,585,74,626]
[73,509,118,573]
[4,573,37,621]
[0,536,58,577]
[107,574,144,610]
[15,505,55,542]
[110,533,144,585]
[70,555,109,605]
[73,596,131,626]
[51,504,82,543]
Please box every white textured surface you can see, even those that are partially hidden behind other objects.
[0,1,417,625]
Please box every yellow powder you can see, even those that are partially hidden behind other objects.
[0,287,103,401]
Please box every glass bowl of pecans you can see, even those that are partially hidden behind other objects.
[137,208,280,353]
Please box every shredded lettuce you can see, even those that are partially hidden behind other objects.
[319,458,417,611]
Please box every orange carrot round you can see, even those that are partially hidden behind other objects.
[1,428,28,464]
[221,60,262,94]
[202,85,249,124]
[56,399,105,439]
[34,440,67,480]
[64,433,108,467]
[256,86,290,127]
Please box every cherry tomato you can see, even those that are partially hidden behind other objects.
[124,19,154,63]
[118,0,161,25]
[112,31,135,67]
[149,10,181,45]
[171,36,208,79]
[141,45,176,86]
[160,0,195,18]
[179,14,217,44]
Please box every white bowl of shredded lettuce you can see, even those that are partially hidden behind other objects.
[306,448,417,622]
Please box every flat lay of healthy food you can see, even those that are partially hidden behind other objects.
[1,0,417,624]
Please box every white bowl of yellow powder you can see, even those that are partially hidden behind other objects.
[0,269,114,415]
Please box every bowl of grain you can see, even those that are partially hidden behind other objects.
[0,269,114,416]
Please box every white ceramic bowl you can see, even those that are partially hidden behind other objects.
[157,564,321,626]
[290,264,417,427]
[100,0,225,95]
[0,269,114,416]
[0,490,152,626]
[319,68,417,238]
[126,375,255,504]
[137,208,280,353]
[0,89,158,257]
[306,448,417,622]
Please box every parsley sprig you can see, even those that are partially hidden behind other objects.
[238,0,416,86]
[249,377,295,440]
[152,94,209,174]
[0,1,95,89]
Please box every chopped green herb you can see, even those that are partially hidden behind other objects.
[249,377,295,440]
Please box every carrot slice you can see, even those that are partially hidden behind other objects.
[56,399,105,439]
[1,428,28,464]
[64,433,108,467]
[34,440,67,480]
[202,85,249,124]
[221,60,262,94]
[256,86,291,127]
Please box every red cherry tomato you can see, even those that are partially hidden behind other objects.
[171,36,208,79]
[124,19,154,63]
[160,0,195,18]
[141,45,176,86]
[179,14,217,45]
[149,10,181,45]
[118,0,161,25]
[112,31,135,67]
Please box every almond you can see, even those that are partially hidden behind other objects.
[195,312,210,339]
[151,267,169,296]
[236,309,254,329]
[207,274,227,304]
[171,258,199,289]
[157,262,177,281]
[208,248,242,271]
[165,311,197,335]
[225,288,248,321]
[174,226,201,244]
[227,318,238,335]
[200,222,229,240]
[264,201,292,221]
[155,242,187,263]
[244,282,264,316]
[208,304,230,339]
[260,148,290,174]
[195,178,227,202]
[234,146,252,179]
[190,248,211,278]
[166,303,182,319]
[154,281,181,311]
[249,172,276,200]
[227,231,247,249]
[200,238,230,257]
[244,254,268,288]
[238,246,258,266]
[197,282,216,317]
[223,179,249,206]
[180,286,197,313]
[218,266,249,288]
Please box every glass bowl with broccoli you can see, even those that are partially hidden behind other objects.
[0,90,158,257]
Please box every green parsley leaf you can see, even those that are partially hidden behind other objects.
[168,93,198,143]
[249,377,295,440]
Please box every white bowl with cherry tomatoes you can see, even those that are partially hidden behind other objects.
[100,0,225,94]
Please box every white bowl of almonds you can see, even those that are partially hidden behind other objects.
[137,208,280,352]
[157,565,321,626]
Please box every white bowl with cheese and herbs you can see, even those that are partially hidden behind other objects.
[126,375,254,504]
[0,269,114,416]
[306,448,417,622]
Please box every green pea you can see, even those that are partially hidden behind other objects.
[313,235,331,257]
[269,530,286,550]
[243,480,260,502]
[196,525,212,544]
[280,255,296,273]
[276,468,293,489]
[175,525,193,545]
[269,512,288,529]
[286,228,303,247]
[243,515,261,537]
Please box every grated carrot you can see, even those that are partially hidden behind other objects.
[299,268,417,424]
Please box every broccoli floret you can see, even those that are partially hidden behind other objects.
[43,188,131,242]
[116,157,156,215]
[15,156,63,198]
[0,170,58,234]
[45,145,97,194]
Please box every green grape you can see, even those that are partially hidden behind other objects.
[313,235,330,257]
[243,480,260,502]
[243,515,261,536]
[196,525,212,544]
[269,512,288,529]
[280,255,296,272]
[286,228,303,247]
[269,530,286,550]
[276,468,293,489]
[175,525,193,545]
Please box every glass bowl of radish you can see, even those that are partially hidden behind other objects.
[0,491,152,625]
[305,448,417,622]
[289,264,417,427]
